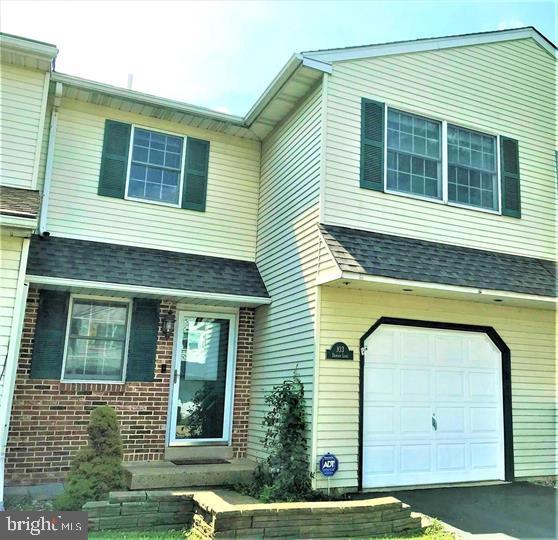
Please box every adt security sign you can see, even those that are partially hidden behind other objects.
[319,453,339,477]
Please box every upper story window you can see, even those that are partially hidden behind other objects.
[360,99,522,217]
[98,120,210,212]
[63,297,130,382]
[128,128,184,205]
[387,110,441,199]
[447,125,497,211]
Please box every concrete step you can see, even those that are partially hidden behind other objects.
[123,459,256,490]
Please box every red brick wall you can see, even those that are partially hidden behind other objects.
[5,289,255,486]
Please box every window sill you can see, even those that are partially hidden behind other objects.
[125,195,182,210]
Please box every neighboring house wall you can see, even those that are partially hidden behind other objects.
[315,286,556,490]
[322,38,556,260]
[0,234,25,418]
[249,84,323,459]
[0,63,48,189]
[43,97,261,261]
[5,288,256,485]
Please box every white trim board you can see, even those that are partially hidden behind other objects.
[25,275,271,306]
[302,27,556,63]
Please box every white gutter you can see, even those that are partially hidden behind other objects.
[39,81,63,236]
[319,270,556,307]
[51,73,245,126]
[26,275,272,306]
[0,33,58,63]
[0,238,30,510]
[0,215,38,230]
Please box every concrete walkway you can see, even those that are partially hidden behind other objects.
[357,482,556,539]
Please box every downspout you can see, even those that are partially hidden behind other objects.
[39,81,63,236]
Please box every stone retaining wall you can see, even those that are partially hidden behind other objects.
[84,489,423,538]
[190,493,422,539]
[84,490,194,532]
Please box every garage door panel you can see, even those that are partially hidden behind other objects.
[436,407,465,434]
[401,445,432,473]
[401,368,430,398]
[437,443,467,471]
[401,406,431,435]
[363,325,505,488]
[435,370,465,399]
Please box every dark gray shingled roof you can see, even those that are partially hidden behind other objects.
[27,235,269,299]
[320,224,556,298]
[0,186,40,218]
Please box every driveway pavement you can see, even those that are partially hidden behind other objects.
[358,482,557,539]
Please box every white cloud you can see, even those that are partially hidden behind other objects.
[497,17,527,31]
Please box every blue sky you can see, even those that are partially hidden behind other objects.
[1,1,555,116]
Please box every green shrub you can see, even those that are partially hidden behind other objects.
[55,406,126,510]
[244,372,313,502]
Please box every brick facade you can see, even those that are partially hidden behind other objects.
[5,288,255,486]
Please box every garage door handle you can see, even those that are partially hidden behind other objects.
[432,414,437,431]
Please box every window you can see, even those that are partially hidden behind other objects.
[63,298,130,382]
[127,127,184,205]
[448,125,498,210]
[387,109,442,199]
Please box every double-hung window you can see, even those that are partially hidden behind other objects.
[128,127,184,205]
[361,100,516,215]
[63,297,131,382]
[387,110,442,200]
[447,125,498,210]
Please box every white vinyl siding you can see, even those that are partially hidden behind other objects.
[0,64,48,189]
[316,286,557,490]
[0,234,24,406]
[323,38,556,260]
[249,84,323,459]
[45,98,261,261]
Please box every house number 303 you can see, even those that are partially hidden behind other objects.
[326,342,354,360]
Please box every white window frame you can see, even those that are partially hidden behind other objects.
[61,294,133,384]
[167,309,238,446]
[124,124,187,209]
[382,103,502,215]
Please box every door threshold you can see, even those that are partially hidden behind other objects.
[362,480,510,492]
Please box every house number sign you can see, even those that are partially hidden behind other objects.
[326,342,353,360]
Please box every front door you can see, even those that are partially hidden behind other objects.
[168,311,237,445]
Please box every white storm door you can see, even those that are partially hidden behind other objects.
[362,324,505,488]
[168,311,237,446]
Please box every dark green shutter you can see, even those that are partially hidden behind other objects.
[182,138,209,211]
[500,137,521,218]
[126,298,160,382]
[30,290,70,379]
[98,120,131,199]
[360,98,385,191]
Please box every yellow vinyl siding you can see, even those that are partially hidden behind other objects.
[0,64,48,189]
[315,285,556,489]
[44,98,260,261]
[0,234,24,405]
[323,38,556,260]
[248,84,323,459]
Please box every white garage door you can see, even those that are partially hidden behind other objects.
[362,324,505,488]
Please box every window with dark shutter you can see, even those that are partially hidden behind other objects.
[360,98,385,191]
[500,137,521,218]
[98,120,132,199]
[30,290,70,379]
[126,298,160,382]
[182,137,210,211]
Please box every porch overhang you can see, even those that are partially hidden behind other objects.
[26,235,270,307]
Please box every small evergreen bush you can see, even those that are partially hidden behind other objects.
[55,406,126,510]
[244,372,313,502]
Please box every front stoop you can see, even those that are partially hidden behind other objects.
[124,459,256,490]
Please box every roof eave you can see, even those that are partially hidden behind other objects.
[302,27,557,63]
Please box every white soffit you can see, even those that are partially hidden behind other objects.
[0,33,58,71]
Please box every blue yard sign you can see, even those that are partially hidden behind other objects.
[319,453,339,477]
